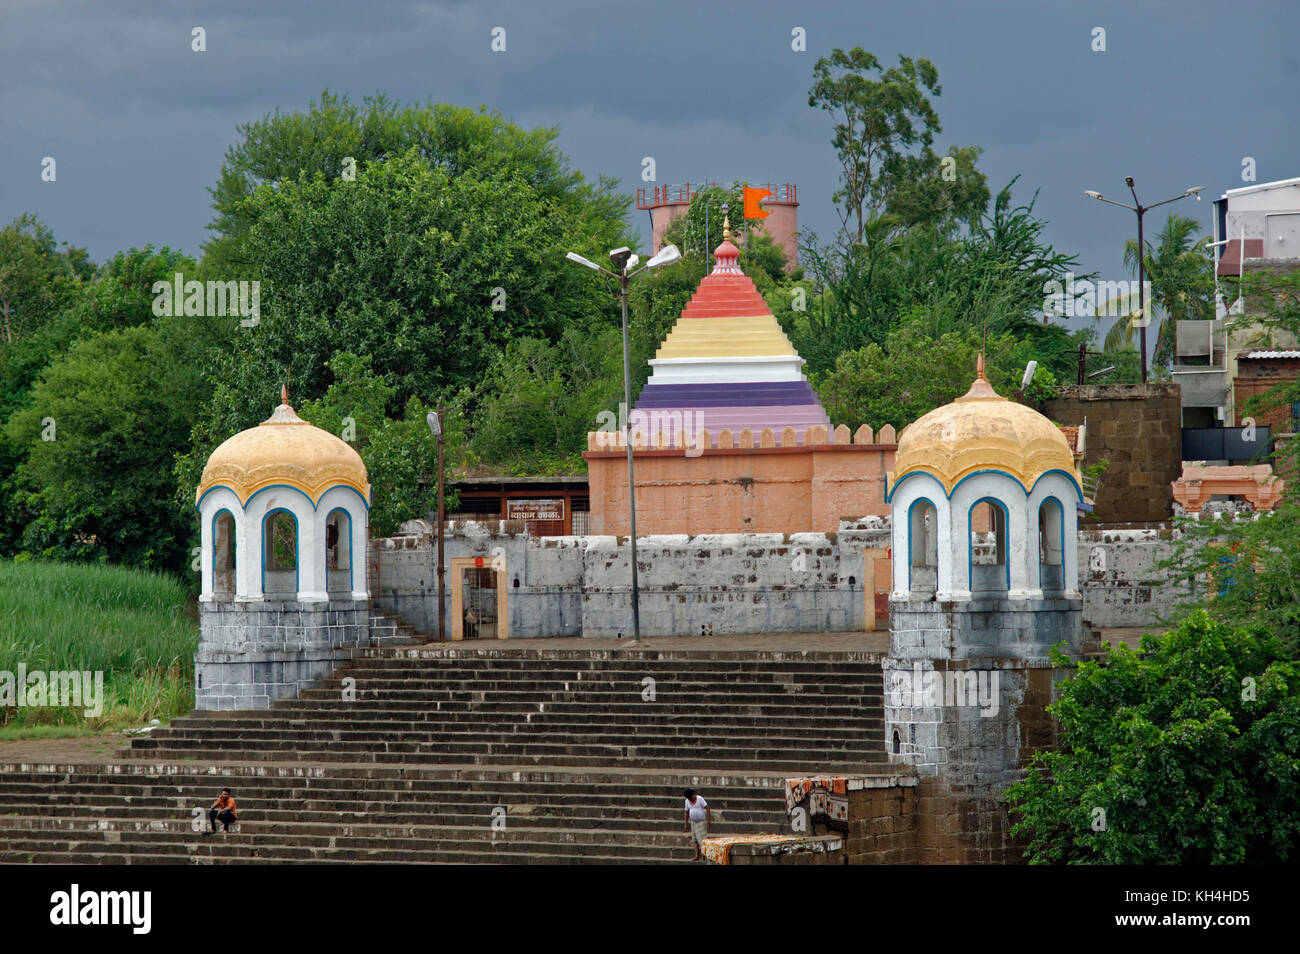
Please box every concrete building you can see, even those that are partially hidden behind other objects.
[1175,176,1300,429]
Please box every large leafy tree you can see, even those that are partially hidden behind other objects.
[295,352,465,536]
[5,313,224,572]
[1006,612,1300,864]
[206,91,627,269]
[0,214,91,345]
[808,48,988,243]
[181,94,632,500]
[0,245,201,557]
[816,325,1059,431]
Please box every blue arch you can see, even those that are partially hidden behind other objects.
[261,507,300,597]
[325,507,353,594]
[196,482,371,514]
[887,467,1083,504]
[967,497,1010,593]
[210,508,237,598]
[906,496,940,593]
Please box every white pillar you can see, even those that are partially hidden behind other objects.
[298,504,328,602]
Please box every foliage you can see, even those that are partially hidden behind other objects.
[808,48,988,242]
[1162,504,1300,655]
[661,184,793,282]
[0,558,198,732]
[0,214,92,345]
[5,314,222,573]
[1096,213,1213,364]
[816,326,1049,430]
[206,91,628,269]
[468,324,623,475]
[1006,612,1300,864]
[295,352,466,536]
[179,143,626,502]
[0,246,203,557]
[794,182,1086,381]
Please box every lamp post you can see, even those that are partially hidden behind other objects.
[426,406,447,641]
[564,243,682,639]
[1084,178,1204,381]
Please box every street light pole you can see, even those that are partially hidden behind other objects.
[617,266,640,640]
[564,243,682,640]
[1083,179,1204,382]
[426,407,447,641]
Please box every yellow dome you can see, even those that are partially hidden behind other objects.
[889,358,1077,496]
[196,388,371,506]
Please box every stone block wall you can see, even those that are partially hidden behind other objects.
[1078,527,1195,631]
[882,599,1085,863]
[1041,383,1182,523]
[370,519,892,639]
[196,599,369,710]
[844,779,920,864]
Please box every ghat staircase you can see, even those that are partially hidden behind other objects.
[0,641,886,864]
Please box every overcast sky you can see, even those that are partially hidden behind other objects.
[3,0,1297,330]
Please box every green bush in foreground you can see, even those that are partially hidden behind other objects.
[1006,611,1300,864]
[0,558,197,731]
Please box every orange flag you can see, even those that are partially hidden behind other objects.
[743,185,774,221]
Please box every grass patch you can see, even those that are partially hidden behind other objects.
[0,558,197,732]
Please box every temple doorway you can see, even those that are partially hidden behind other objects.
[450,556,510,640]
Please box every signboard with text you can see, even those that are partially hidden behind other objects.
[506,498,566,522]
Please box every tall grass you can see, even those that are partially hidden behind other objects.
[0,559,198,732]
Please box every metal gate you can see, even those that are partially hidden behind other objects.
[461,567,498,639]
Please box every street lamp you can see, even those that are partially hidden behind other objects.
[426,406,447,641]
[564,242,682,638]
[1084,179,1204,381]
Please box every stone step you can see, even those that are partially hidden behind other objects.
[210,699,879,716]
[164,710,883,729]
[0,800,780,830]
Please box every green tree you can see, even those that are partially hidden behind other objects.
[469,323,624,475]
[815,326,1056,430]
[179,147,624,498]
[206,91,627,269]
[808,48,988,243]
[1098,213,1213,365]
[0,213,91,345]
[5,315,223,572]
[296,352,465,536]
[794,182,1084,376]
[0,246,203,557]
[1006,612,1300,864]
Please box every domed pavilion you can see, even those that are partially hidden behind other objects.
[193,387,372,709]
[886,356,1082,602]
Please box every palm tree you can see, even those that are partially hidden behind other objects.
[1095,213,1214,367]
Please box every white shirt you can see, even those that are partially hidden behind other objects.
[685,796,708,821]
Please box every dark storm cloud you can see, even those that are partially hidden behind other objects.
[3,0,1298,348]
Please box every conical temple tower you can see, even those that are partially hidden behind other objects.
[633,220,829,446]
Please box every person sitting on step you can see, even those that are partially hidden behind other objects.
[206,787,238,835]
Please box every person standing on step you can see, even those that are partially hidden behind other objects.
[683,789,711,861]
[206,787,238,835]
